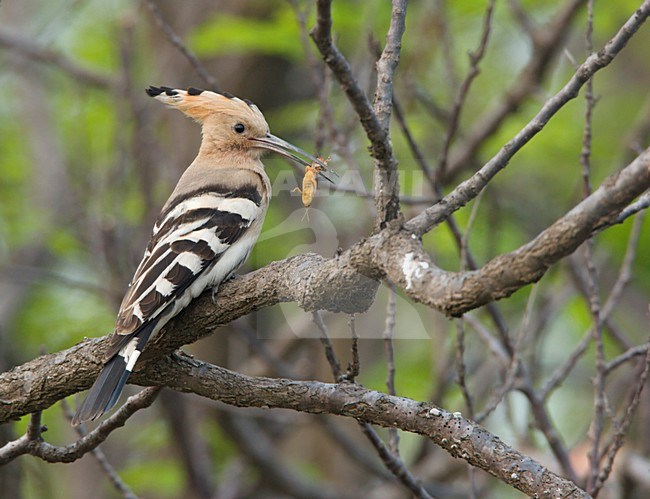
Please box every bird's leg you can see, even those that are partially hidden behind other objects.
[211,285,220,304]
[211,273,239,303]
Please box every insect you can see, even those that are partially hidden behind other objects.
[293,157,332,220]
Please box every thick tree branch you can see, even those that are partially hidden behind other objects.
[1,148,647,423]
[133,354,588,498]
[0,253,378,423]
[388,149,650,315]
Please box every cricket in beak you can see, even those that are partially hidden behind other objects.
[250,134,335,183]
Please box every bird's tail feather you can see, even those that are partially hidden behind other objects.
[71,354,131,426]
[72,322,157,426]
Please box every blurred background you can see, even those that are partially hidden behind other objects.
[0,0,649,497]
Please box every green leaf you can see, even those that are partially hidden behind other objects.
[189,10,303,61]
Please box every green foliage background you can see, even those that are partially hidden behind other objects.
[0,0,648,497]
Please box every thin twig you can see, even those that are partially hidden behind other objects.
[345,315,360,381]
[541,329,592,399]
[462,314,510,365]
[579,3,607,492]
[593,190,650,233]
[519,381,580,484]
[460,190,484,272]
[0,28,117,89]
[312,310,342,380]
[26,411,44,442]
[62,399,138,499]
[313,302,433,497]
[455,320,475,419]
[476,286,537,424]
[593,343,650,495]
[407,2,650,235]
[359,422,435,499]
[601,211,646,318]
[443,0,587,180]
[0,387,161,465]
[382,285,399,454]
[435,0,495,179]
[605,344,650,374]
[143,0,221,91]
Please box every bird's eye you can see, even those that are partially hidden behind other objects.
[234,123,246,134]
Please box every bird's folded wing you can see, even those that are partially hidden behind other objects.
[104,191,262,359]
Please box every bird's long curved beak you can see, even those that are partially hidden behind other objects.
[250,134,334,182]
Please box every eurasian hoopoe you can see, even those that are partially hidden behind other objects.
[72,86,329,425]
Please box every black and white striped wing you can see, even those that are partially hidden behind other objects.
[104,191,261,359]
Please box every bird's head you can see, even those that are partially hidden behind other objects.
[146,86,329,173]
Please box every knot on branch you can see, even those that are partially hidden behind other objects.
[298,254,379,313]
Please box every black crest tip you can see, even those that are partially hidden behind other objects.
[145,86,163,97]
[222,91,235,99]
[159,86,178,96]
[187,87,204,96]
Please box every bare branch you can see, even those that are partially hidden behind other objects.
[594,345,650,494]
[0,388,160,465]
[310,0,402,228]
[345,315,360,381]
[385,149,650,316]
[455,321,475,419]
[1,149,647,425]
[359,422,434,499]
[219,413,342,499]
[595,190,649,231]
[314,307,432,497]
[310,1,385,149]
[370,0,408,225]
[436,0,495,179]
[407,2,650,235]
[143,0,221,91]
[0,29,118,89]
[579,2,608,491]
[312,310,342,380]
[382,285,399,454]
[136,354,589,498]
[443,0,587,180]
[601,211,646,318]
[65,404,138,498]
